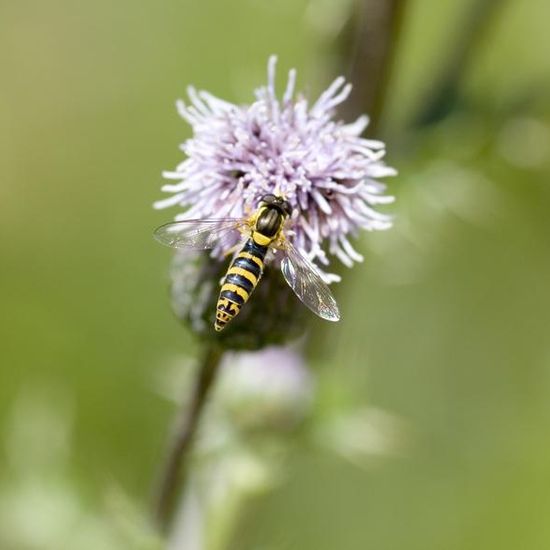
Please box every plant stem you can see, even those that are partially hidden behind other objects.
[339,0,409,133]
[411,0,508,128]
[153,343,224,532]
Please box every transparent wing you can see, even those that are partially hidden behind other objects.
[280,240,341,322]
[154,218,248,250]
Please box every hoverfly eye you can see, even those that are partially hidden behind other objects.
[282,201,293,216]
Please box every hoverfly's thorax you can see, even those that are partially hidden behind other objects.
[255,206,284,238]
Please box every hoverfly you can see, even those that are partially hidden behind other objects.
[154,194,340,331]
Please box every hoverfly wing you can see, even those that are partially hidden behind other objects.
[280,240,340,322]
[154,218,247,250]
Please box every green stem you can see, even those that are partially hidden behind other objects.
[411,0,508,128]
[153,343,224,533]
[339,0,409,133]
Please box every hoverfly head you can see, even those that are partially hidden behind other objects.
[259,193,277,207]
[259,193,293,218]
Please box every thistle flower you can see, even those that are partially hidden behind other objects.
[155,56,396,282]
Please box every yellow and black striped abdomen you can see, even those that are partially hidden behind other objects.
[215,238,267,331]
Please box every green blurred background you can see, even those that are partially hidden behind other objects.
[1,0,550,548]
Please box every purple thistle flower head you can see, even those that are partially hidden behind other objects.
[155,56,396,282]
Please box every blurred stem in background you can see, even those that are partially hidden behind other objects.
[412,0,508,129]
[337,0,508,134]
[154,344,223,532]
[338,0,408,134]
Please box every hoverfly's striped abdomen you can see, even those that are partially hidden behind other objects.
[215,238,267,331]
